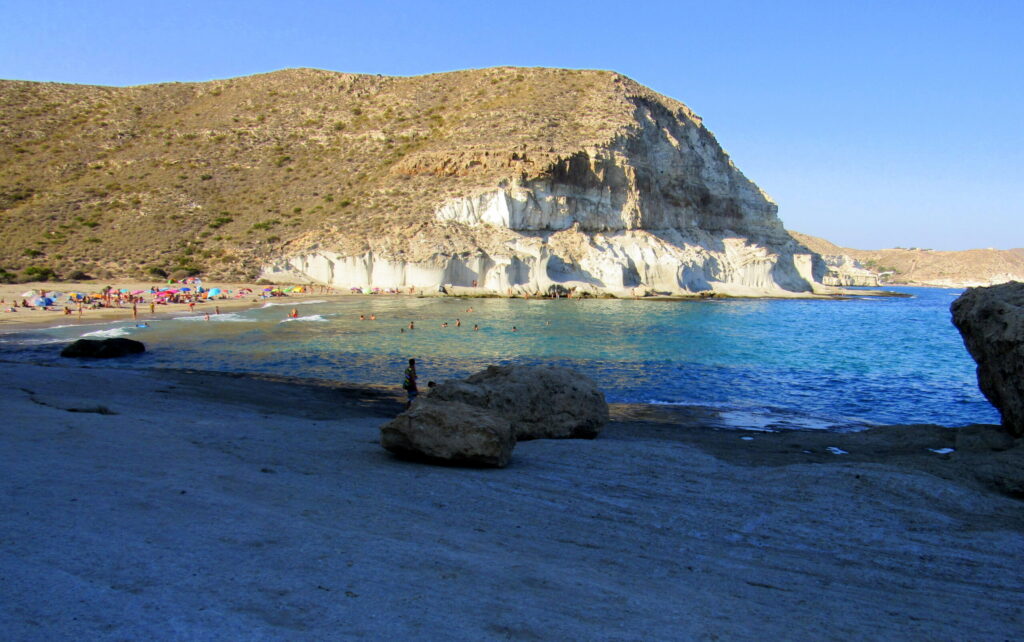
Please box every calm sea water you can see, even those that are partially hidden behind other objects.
[0,287,998,430]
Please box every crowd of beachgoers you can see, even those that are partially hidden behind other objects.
[0,278,335,322]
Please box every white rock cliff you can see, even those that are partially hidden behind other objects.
[262,96,825,296]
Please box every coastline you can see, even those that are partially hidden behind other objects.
[0,280,352,331]
[0,280,912,332]
[2,362,1021,638]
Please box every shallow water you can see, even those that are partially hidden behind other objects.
[0,287,998,430]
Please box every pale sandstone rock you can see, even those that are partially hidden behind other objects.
[429,365,609,440]
[817,254,881,287]
[262,96,823,297]
[380,398,515,467]
[951,282,1024,436]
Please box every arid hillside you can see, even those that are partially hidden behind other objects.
[790,232,1024,288]
[0,67,722,282]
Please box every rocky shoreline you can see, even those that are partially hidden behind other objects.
[2,363,1022,638]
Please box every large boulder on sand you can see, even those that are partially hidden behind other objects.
[951,282,1024,436]
[60,338,146,359]
[380,397,516,467]
[428,365,609,440]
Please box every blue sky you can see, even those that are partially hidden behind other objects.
[3,0,1021,250]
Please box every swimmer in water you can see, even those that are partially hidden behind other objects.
[409,321,415,330]
[512,326,518,332]
[473,324,479,331]
[455,318,461,327]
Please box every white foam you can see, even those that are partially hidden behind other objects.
[826,446,848,455]
[718,411,778,432]
[81,327,131,338]
[173,313,256,323]
[646,399,734,410]
[280,315,329,323]
[928,447,955,454]
[740,436,754,441]
[0,337,67,346]
[261,299,327,308]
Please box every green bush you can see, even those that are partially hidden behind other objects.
[22,265,58,281]
[251,219,279,231]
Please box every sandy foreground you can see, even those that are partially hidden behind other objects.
[2,362,1023,640]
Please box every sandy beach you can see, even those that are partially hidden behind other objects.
[0,280,347,330]
[2,361,1022,639]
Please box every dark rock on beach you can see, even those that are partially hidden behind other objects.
[60,338,146,359]
[380,365,608,467]
[428,364,609,440]
[951,282,1024,436]
[380,397,516,467]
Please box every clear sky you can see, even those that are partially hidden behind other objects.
[3,0,1021,250]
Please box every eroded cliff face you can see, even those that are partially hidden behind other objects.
[263,95,822,296]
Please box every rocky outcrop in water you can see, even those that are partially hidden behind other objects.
[60,338,146,359]
[816,254,881,287]
[951,282,1024,436]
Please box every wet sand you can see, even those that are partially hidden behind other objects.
[2,362,1022,639]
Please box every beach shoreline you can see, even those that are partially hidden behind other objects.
[0,280,367,331]
[0,280,909,332]
[2,362,1021,638]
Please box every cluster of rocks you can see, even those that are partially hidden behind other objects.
[951,282,1024,437]
[379,365,609,467]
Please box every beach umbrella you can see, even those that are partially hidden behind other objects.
[263,287,273,291]
[208,288,222,296]
[131,290,145,295]
[119,288,129,293]
[180,287,191,292]
[21,290,38,297]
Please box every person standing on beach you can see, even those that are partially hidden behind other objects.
[402,358,418,408]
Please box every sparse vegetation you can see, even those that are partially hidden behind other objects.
[22,265,57,281]
[0,67,670,280]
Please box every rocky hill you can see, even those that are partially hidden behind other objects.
[790,232,1024,288]
[1,67,823,295]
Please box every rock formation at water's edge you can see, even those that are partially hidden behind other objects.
[951,282,1024,436]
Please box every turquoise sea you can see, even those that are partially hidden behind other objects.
[0,286,998,430]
